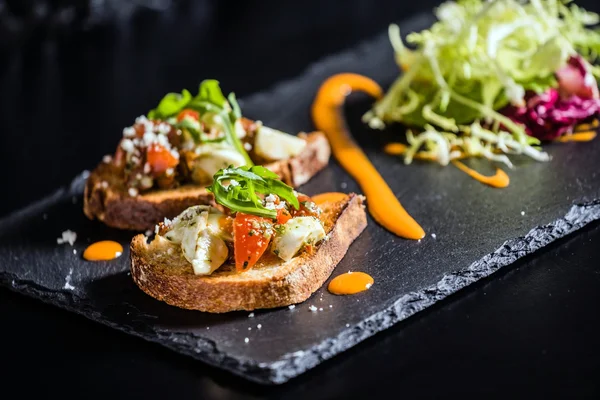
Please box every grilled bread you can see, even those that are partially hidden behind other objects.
[130,193,366,313]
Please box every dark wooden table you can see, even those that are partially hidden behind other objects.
[1,0,599,397]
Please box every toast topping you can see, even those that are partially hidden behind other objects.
[153,166,326,275]
[104,80,308,196]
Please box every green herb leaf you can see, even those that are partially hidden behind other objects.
[207,166,300,219]
[148,89,192,120]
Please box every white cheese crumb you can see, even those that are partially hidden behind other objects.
[346,323,350,328]
[521,211,525,216]
[115,252,122,258]
[243,142,252,151]
[128,187,139,197]
[145,230,153,237]
[57,230,77,246]
[257,324,262,329]
[348,271,353,274]
[143,163,151,174]
[101,181,109,189]
[340,182,348,189]
[206,327,210,330]
[123,126,136,137]
[63,268,75,290]
[82,170,90,179]
[157,123,171,134]
[288,305,295,310]
[120,138,135,153]
[135,173,142,180]
[244,337,249,343]
[248,327,252,331]
[73,249,77,255]
[166,168,174,176]
[275,201,287,210]
[293,190,298,196]
[229,179,239,187]
[431,233,437,239]
[319,307,323,311]
[366,283,372,289]
[102,155,113,163]
[329,305,333,308]
[248,313,255,318]
[309,305,318,312]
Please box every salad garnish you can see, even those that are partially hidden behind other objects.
[364,0,600,168]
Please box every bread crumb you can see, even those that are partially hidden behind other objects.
[101,181,109,189]
[244,337,249,343]
[248,313,255,318]
[257,324,262,329]
[431,233,437,239]
[57,230,77,246]
[309,305,317,312]
[288,305,295,310]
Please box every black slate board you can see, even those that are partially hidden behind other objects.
[1,13,600,385]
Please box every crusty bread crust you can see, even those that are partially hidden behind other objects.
[130,194,367,312]
[83,131,331,231]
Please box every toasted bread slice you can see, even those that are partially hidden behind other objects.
[84,131,330,231]
[130,193,366,313]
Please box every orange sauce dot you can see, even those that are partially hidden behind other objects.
[328,272,374,295]
[451,160,509,188]
[311,192,349,205]
[83,241,123,261]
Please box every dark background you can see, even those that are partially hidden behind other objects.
[1,0,599,398]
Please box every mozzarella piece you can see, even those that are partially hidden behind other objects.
[254,125,307,161]
[188,229,229,275]
[271,216,326,261]
[192,144,247,181]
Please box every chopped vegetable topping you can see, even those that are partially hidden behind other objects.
[233,213,272,272]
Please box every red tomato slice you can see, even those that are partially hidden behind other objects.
[176,109,200,122]
[276,208,292,224]
[146,144,179,176]
[233,213,272,272]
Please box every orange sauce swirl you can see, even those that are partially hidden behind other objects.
[83,241,124,261]
[312,73,425,240]
[557,131,597,142]
[451,161,510,188]
[328,271,374,295]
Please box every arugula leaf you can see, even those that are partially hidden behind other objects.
[148,89,192,120]
[207,166,300,219]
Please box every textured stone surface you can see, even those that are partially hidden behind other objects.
[1,13,600,385]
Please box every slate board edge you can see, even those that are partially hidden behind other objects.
[1,172,599,384]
